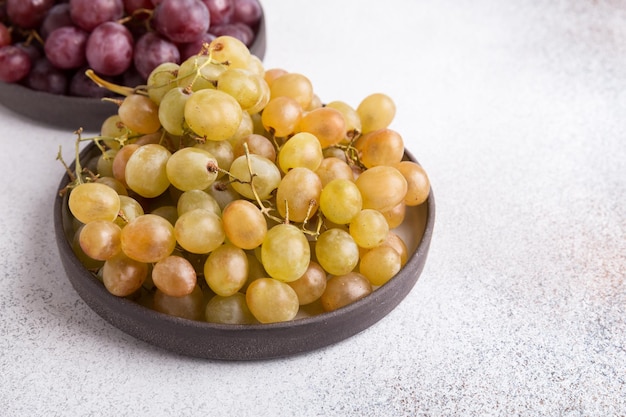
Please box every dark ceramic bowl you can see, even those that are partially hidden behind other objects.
[0,15,266,132]
[54,144,435,361]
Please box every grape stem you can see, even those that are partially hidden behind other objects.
[85,69,143,97]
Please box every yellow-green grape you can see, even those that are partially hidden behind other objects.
[204,243,249,296]
[78,220,122,261]
[381,202,406,229]
[355,165,407,212]
[228,110,254,144]
[102,252,149,297]
[393,161,431,206]
[275,167,321,223]
[286,261,327,305]
[174,208,225,254]
[307,93,323,111]
[229,153,281,200]
[95,176,127,196]
[320,272,372,312]
[269,72,314,110]
[118,94,161,135]
[264,68,287,87]
[153,285,205,321]
[222,199,267,250]
[150,205,178,226]
[325,100,362,140]
[152,255,197,297]
[184,88,243,141]
[278,132,323,172]
[205,292,257,324]
[315,228,359,276]
[100,114,128,150]
[319,178,362,225]
[96,149,117,177]
[68,182,121,224]
[246,54,264,77]
[261,96,302,137]
[217,68,264,110]
[176,55,222,91]
[124,144,172,198]
[115,195,144,227]
[206,178,241,211]
[315,157,354,187]
[165,147,218,191]
[245,75,270,115]
[356,93,396,134]
[246,278,299,323]
[147,62,180,105]
[194,140,234,178]
[359,245,402,286]
[261,223,310,282]
[177,189,221,216]
[298,107,346,148]
[209,35,251,69]
[121,214,176,263]
[158,87,190,136]
[349,209,389,249]
[355,128,404,168]
[233,133,276,162]
[379,232,409,266]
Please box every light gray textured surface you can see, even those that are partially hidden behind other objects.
[1,0,625,415]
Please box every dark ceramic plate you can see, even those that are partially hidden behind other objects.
[0,16,266,132]
[54,144,435,361]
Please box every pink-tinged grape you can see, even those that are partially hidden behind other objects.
[102,252,148,297]
[359,245,401,286]
[278,132,323,172]
[210,23,253,46]
[275,167,322,223]
[69,0,124,32]
[349,209,389,249]
[0,45,31,83]
[356,128,405,168]
[319,178,362,225]
[204,243,248,296]
[202,0,234,26]
[270,72,314,110]
[86,22,134,76]
[112,144,139,188]
[246,278,299,323]
[208,35,251,69]
[26,58,67,94]
[177,189,221,217]
[166,147,218,191]
[320,272,372,312]
[79,220,122,261]
[233,134,276,162]
[222,199,267,250]
[393,161,431,206]
[152,255,197,297]
[232,0,262,27]
[315,228,359,276]
[261,96,302,137]
[287,261,327,306]
[229,153,281,200]
[121,214,176,262]
[298,107,346,148]
[72,227,105,270]
[261,224,310,282]
[315,157,354,187]
[124,144,171,198]
[118,94,161,135]
[174,209,225,254]
[153,0,209,44]
[6,0,54,29]
[153,285,205,321]
[184,89,243,141]
[44,26,88,69]
[133,32,180,80]
[68,182,121,224]
[355,165,407,212]
[205,293,258,325]
[357,93,396,134]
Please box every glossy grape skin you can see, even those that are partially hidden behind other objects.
[261,224,310,282]
[118,94,161,135]
[229,153,281,200]
[355,165,408,213]
[233,133,276,162]
[246,278,299,323]
[356,93,396,134]
[205,293,258,325]
[124,144,171,198]
[320,272,372,312]
[204,243,249,296]
[165,147,218,192]
[270,72,314,110]
[85,22,134,76]
[158,87,190,136]
[102,252,149,297]
[319,178,362,225]
[0,45,31,83]
[315,228,359,277]
[349,209,389,249]
[174,209,225,254]
[232,0,262,27]
[298,107,346,148]
[116,195,144,227]
[146,62,180,105]
[393,161,431,206]
[44,26,88,69]
[112,144,139,188]
[121,214,176,263]
[6,0,55,29]
[260,96,302,137]
[68,182,121,224]
[208,35,251,70]
[79,220,122,261]
[356,128,405,168]
[203,0,234,26]
[153,0,209,44]
[152,255,197,297]
[287,261,327,306]
[381,202,406,229]
[278,132,323,172]
[275,167,322,223]
[184,89,243,141]
[222,199,267,249]
[177,189,221,216]
[69,0,124,32]
[359,245,402,286]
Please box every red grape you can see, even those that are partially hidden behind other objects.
[179,32,216,61]
[210,22,253,46]
[69,0,124,32]
[232,0,262,27]
[6,0,55,29]
[0,45,31,83]
[153,0,210,44]
[0,23,11,48]
[26,58,68,94]
[44,26,88,69]
[86,22,134,76]
[40,4,73,39]
[202,0,234,26]
[123,0,154,15]
[133,32,181,80]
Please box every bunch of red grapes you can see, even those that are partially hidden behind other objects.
[0,0,262,98]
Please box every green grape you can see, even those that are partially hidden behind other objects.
[319,178,362,225]
[246,54,265,77]
[277,132,323,172]
[125,144,172,198]
[356,93,396,134]
[287,261,327,305]
[116,195,144,227]
[112,143,139,188]
[177,189,221,216]
[232,133,276,162]
[325,100,362,140]
[95,176,127,196]
[118,94,161,135]
[315,228,359,276]
[206,178,241,210]
[355,128,404,168]
[320,272,372,312]
[298,107,346,148]
[158,87,190,136]
[176,54,224,91]
[229,153,281,200]
[205,292,258,324]
[68,182,121,224]
[246,278,299,323]
[184,88,243,141]
[102,252,149,297]
[222,199,267,250]
[100,114,128,150]
[194,140,234,178]
[227,110,254,143]
[244,75,270,115]
[261,223,310,282]
[174,208,225,254]
[315,157,354,187]
[166,147,218,191]
[153,285,205,321]
[78,220,122,261]
[204,243,249,296]
[96,149,117,178]
[359,245,401,286]
[355,165,407,212]
[209,35,251,70]
[261,96,302,137]
[269,72,314,110]
[275,167,321,223]
[121,214,177,263]
[152,255,197,297]
[147,62,180,105]
[217,68,264,110]
[150,205,179,226]
[393,161,431,206]
[349,209,389,249]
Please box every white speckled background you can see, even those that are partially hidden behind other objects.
[1,0,625,415]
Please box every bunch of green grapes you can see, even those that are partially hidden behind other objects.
[62,35,431,325]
